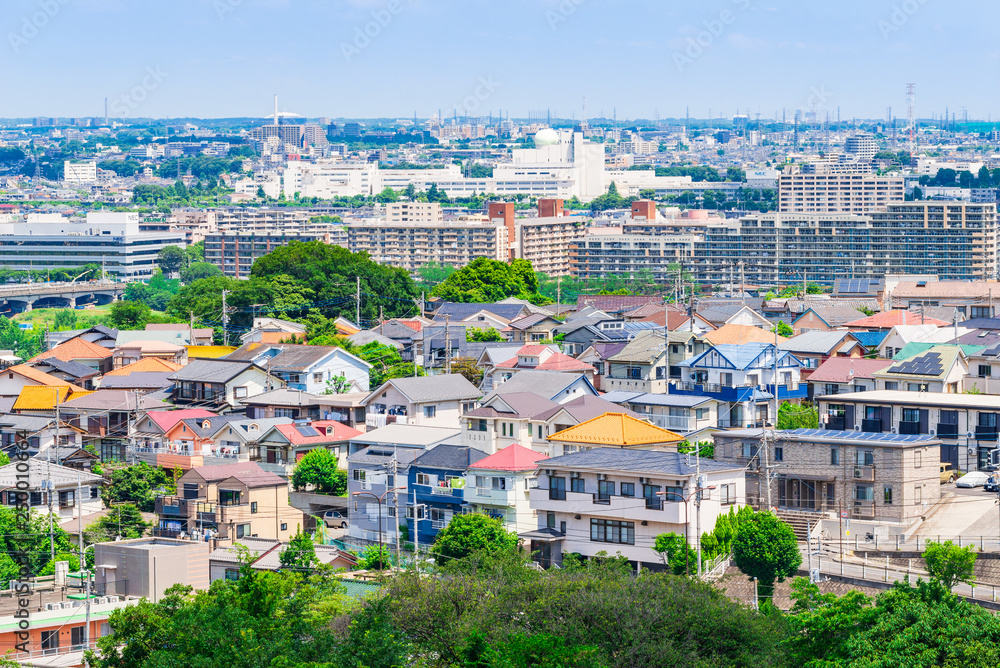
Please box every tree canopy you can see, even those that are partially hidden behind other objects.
[732,511,802,602]
[432,257,549,304]
[291,448,347,496]
[431,513,520,566]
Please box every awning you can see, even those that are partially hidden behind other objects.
[518,528,566,543]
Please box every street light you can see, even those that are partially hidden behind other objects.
[352,486,404,572]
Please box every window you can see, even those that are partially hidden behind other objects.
[423,405,437,419]
[501,423,507,437]
[854,485,874,501]
[546,512,556,528]
[559,521,566,534]
[91,486,99,499]
[353,469,366,481]
[855,449,874,466]
[41,630,59,651]
[59,490,75,508]
[280,523,287,531]
[549,476,566,500]
[980,365,993,378]
[234,386,248,399]
[537,425,542,439]
[902,408,920,423]
[590,519,635,545]
[831,447,840,465]
[907,383,928,392]
[696,408,708,420]
[643,483,662,510]
[720,483,737,505]
[416,473,431,486]
[885,381,898,390]
[491,477,507,490]
[598,480,615,500]
[884,486,893,504]
[236,523,252,539]
[742,442,759,459]
[225,568,240,581]
[71,626,86,648]
[620,482,635,497]
[663,485,683,502]
[571,477,585,494]
[219,489,242,506]
[313,373,324,383]
[774,446,783,462]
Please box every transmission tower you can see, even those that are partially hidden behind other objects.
[906,83,917,153]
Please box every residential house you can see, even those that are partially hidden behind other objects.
[407,444,489,546]
[526,448,745,570]
[346,447,421,545]
[59,390,164,461]
[557,320,662,357]
[871,345,970,393]
[112,340,188,369]
[488,344,595,389]
[100,371,176,393]
[697,304,772,330]
[791,306,867,335]
[0,364,85,400]
[463,444,548,535]
[701,323,787,347]
[241,388,368,430]
[962,342,1000,394]
[257,420,363,471]
[11,385,92,418]
[575,295,661,315]
[28,358,100,390]
[0,415,84,459]
[815,390,1000,472]
[505,313,562,343]
[170,359,283,410]
[483,370,599,405]
[347,423,461,458]
[843,310,950,332]
[0,459,102,522]
[576,341,627,391]
[636,308,715,334]
[208,537,357,582]
[434,301,533,325]
[160,415,247,456]
[804,357,894,399]
[361,374,481,429]
[205,417,296,472]
[225,343,372,394]
[154,462,305,544]
[602,330,705,394]
[877,324,971,359]
[145,323,214,346]
[474,344,530,391]
[31,337,114,374]
[674,342,806,428]
[239,317,308,345]
[546,412,684,457]
[778,331,865,384]
[600,391,722,442]
[713,428,940,523]
[47,324,118,350]
[132,409,218,450]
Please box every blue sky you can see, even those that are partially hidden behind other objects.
[0,0,993,121]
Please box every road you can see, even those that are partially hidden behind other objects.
[916,485,1000,540]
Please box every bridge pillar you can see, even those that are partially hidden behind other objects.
[68,297,76,308]
[23,298,32,312]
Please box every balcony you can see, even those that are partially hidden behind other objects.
[936,423,959,439]
[898,420,921,435]
[827,415,847,431]
[528,488,687,525]
[861,418,883,433]
[851,465,875,483]
[975,426,999,441]
[767,383,808,401]
[852,501,876,519]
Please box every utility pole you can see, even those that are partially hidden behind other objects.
[221,290,229,347]
[556,276,561,317]
[695,447,703,578]
[356,276,361,326]
[444,315,452,375]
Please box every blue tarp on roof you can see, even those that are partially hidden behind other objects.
[852,331,888,348]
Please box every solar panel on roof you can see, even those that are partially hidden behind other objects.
[296,426,321,437]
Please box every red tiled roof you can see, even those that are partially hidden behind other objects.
[146,409,217,433]
[274,420,363,445]
[517,344,549,355]
[469,444,548,472]
[31,337,113,362]
[844,310,949,329]
[397,319,423,332]
[806,357,894,384]
[495,353,594,372]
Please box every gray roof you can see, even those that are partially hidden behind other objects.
[241,388,335,408]
[348,330,403,349]
[377,374,481,403]
[178,415,245,438]
[348,446,423,467]
[374,320,420,340]
[220,418,295,441]
[434,302,530,322]
[532,395,641,422]
[62,390,163,411]
[779,330,857,355]
[0,459,102,488]
[0,415,56,431]
[210,538,354,569]
[351,424,461,449]
[116,330,192,346]
[30,358,98,379]
[606,330,669,364]
[100,372,175,390]
[187,461,268,483]
[411,444,489,471]
[541,447,743,475]
[171,359,261,383]
[795,305,867,327]
[600,391,714,408]
[507,313,556,330]
[466,392,560,419]
[479,346,526,366]
[484,370,595,402]
[226,344,368,372]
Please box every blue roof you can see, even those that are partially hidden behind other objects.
[852,331,888,348]
[679,342,775,370]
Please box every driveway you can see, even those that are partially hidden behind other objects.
[915,485,1000,540]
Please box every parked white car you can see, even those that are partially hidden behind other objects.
[955,471,991,488]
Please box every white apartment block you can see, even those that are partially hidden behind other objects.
[778,173,904,214]
[348,221,507,272]
[385,202,443,225]
[64,160,98,183]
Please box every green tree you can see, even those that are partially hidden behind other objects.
[777,401,819,430]
[291,448,347,495]
[433,257,549,304]
[102,463,175,512]
[358,543,392,570]
[653,532,698,575]
[375,186,399,203]
[86,503,151,541]
[156,245,186,277]
[772,321,793,337]
[432,513,520,566]
[180,262,222,284]
[924,539,977,591]
[466,326,505,342]
[323,374,352,395]
[732,511,802,603]
[417,261,456,285]
[452,356,484,386]
[106,300,152,330]
[256,185,266,199]
[278,526,317,571]
[53,309,78,331]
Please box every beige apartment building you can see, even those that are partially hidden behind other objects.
[778,173,904,214]
[347,220,508,272]
[570,233,696,282]
[518,217,590,276]
[385,202,444,224]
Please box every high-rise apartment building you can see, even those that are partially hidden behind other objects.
[205,231,332,279]
[347,221,507,273]
[778,172,904,213]
[63,161,98,183]
[385,202,444,225]
[570,234,697,283]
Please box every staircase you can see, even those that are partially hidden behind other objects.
[774,509,825,540]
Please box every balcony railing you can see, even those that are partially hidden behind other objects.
[852,466,876,483]
[861,418,883,433]
[936,423,959,438]
[852,501,876,519]
[827,415,847,431]
[898,420,921,435]
[975,426,999,441]
[593,494,611,505]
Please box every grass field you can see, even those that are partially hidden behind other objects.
[9,307,173,332]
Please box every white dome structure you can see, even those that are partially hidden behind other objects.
[534,128,560,146]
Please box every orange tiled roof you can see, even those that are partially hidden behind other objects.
[105,357,183,377]
[13,385,92,411]
[702,323,787,346]
[259,331,306,344]
[548,412,684,446]
[7,364,77,388]
[32,337,112,362]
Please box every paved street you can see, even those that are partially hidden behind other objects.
[915,486,1000,541]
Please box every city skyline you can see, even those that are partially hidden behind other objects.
[2,0,997,121]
